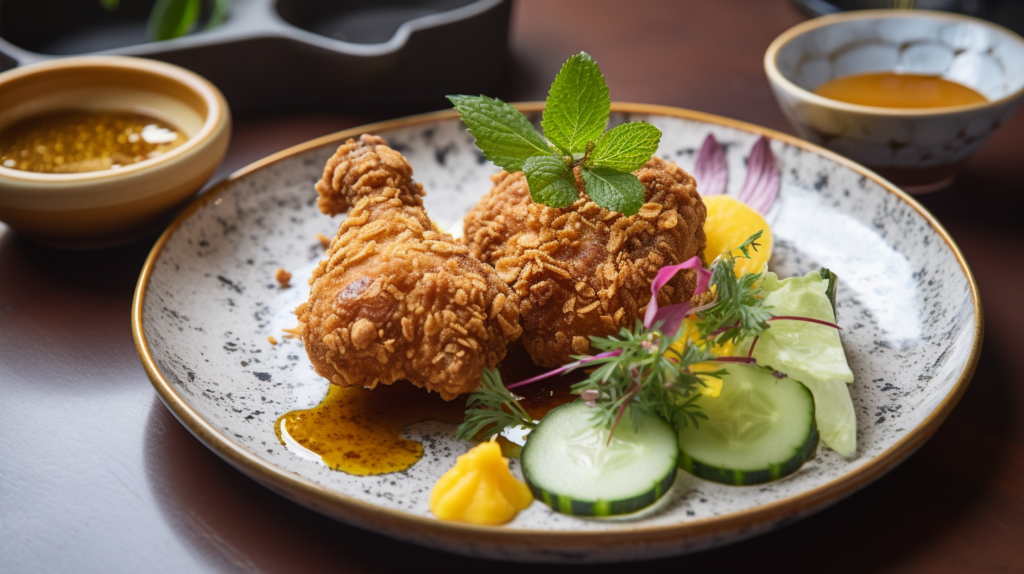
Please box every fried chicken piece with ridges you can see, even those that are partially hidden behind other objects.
[296,135,522,400]
[464,156,706,367]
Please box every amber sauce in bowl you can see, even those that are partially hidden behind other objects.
[764,11,1024,194]
[813,72,987,109]
[0,110,186,174]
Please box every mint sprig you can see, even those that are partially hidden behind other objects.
[543,53,610,155]
[449,52,662,216]
[588,121,661,173]
[581,167,646,216]
[523,155,578,208]
[446,95,554,173]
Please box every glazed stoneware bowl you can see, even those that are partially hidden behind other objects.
[0,56,230,248]
[132,104,981,562]
[765,10,1024,193]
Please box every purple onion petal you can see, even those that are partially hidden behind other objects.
[694,134,727,196]
[736,136,779,214]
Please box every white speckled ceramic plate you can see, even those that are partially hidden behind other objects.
[132,104,982,562]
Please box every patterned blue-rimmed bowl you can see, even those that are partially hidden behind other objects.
[132,103,982,562]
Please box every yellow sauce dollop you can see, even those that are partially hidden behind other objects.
[0,110,186,173]
[430,440,533,525]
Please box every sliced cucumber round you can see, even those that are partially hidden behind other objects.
[521,400,678,517]
[678,364,818,486]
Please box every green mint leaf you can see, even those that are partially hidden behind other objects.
[542,52,610,155]
[589,121,661,172]
[523,155,578,208]
[581,167,645,216]
[148,0,200,41]
[448,95,553,173]
[100,0,119,11]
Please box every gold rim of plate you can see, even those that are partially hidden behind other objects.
[131,102,983,550]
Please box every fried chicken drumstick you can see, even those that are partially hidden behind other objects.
[296,135,522,400]
[464,157,706,367]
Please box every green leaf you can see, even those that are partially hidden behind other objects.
[207,0,230,29]
[580,167,645,215]
[523,155,579,208]
[542,52,610,155]
[448,95,553,173]
[100,0,119,11]
[819,267,839,317]
[739,270,855,455]
[148,0,201,41]
[589,121,661,172]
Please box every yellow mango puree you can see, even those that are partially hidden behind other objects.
[430,440,533,525]
[702,195,772,277]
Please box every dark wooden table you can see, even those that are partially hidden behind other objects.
[2,1,1022,572]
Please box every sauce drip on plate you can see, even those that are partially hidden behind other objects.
[0,110,187,173]
[813,72,987,109]
[498,345,581,421]
[276,345,581,475]
[275,383,466,476]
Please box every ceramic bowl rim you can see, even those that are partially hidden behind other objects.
[764,9,1024,117]
[0,55,227,185]
[132,102,983,550]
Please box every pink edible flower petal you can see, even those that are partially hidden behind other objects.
[735,136,779,214]
[643,256,711,332]
[648,302,691,339]
[694,134,727,196]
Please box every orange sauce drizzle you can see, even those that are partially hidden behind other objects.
[813,72,986,109]
[275,383,466,476]
[275,345,582,475]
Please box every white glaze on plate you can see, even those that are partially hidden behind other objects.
[137,110,978,561]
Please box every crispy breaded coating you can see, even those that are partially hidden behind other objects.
[296,135,522,400]
[464,157,706,367]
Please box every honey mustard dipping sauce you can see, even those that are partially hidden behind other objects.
[813,72,987,109]
[0,110,187,173]
[275,346,579,475]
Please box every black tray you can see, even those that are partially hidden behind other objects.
[0,0,511,115]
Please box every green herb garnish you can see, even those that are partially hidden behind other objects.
[455,233,774,441]
[695,230,773,346]
[455,368,537,441]
[448,52,661,216]
[570,321,715,437]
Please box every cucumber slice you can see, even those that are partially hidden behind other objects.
[521,401,678,516]
[678,364,818,485]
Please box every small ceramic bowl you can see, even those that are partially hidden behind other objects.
[0,56,230,248]
[765,10,1024,193]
